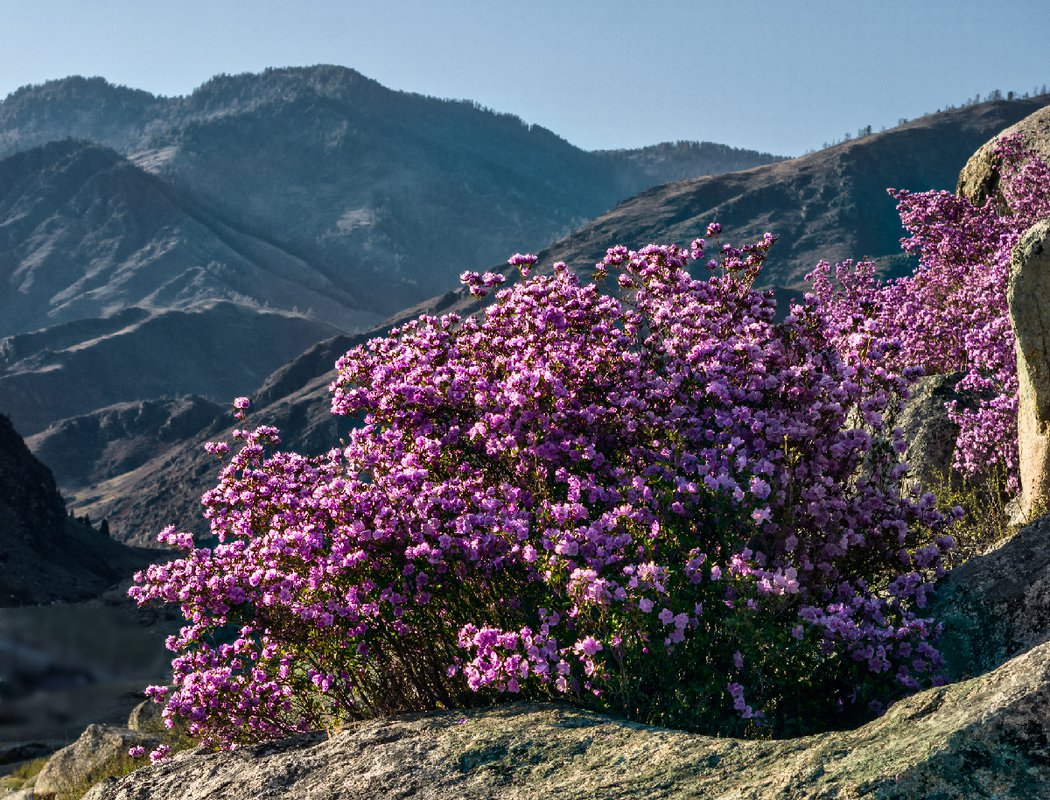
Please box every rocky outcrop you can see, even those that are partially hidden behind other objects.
[957,103,1050,205]
[34,724,158,800]
[896,373,971,491]
[1008,218,1050,522]
[84,635,1050,800]
[930,510,1050,678]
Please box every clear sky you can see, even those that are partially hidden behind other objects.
[1,0,1047,156]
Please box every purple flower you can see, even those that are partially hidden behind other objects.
[131,233,960,748]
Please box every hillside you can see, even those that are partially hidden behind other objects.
[43,334,368,546]
[541,99,1050,291]
[0,67,783,318]
[0,139,376,338]
[379,98,1050,331]
[0,301,343,436]
[0,414,147,605]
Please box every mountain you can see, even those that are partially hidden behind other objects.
[538,98,1050,292]
[0,139,377,338]
[0,414,148,605]
[25,395,223,490]
[0,67,783,318]
[33,97,1050,547]
[37,334,369,546]
[0,67,781,439]
[0,300,344,436]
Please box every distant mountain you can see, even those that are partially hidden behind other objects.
[36,334,369,546]
[540,99,1050,292]
[25,395,222,490]
[0,67,781,438]
[0,139,378,337]
[0,300,343,435]
[379,96,1050,335]
[0,413,147,605]
[0,67,783,317]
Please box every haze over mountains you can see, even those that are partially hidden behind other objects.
[0,66,782,438]
[0,67,782,324]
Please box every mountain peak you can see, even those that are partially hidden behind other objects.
[185,65,385,110]
[2,74,157,105]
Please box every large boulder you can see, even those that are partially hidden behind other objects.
[1008,218,1050,522]
[34,724,158,800]
[82,639,1050,800]
[896,373,969,492]
[957,103,1050,205]
[930,510,1050,678]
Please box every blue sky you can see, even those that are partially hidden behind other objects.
[1,0,1047,156]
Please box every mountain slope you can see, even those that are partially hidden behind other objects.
[0,66,783,316]
[52,334,368,546]
[0,413,147,605]
[540,98,1050,291]
[0,301,343,435]
[0,139,378,337]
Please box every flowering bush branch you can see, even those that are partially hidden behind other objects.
[810,135,1050,491]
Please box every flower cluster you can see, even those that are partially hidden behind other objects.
[131,236,954,747]
[810,135,1050,490]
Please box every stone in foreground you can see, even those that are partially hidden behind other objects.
[85,637,1050,800]
[34,724,158,799]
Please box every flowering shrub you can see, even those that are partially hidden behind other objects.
[810,135,1050,491]
[131,236,955,748]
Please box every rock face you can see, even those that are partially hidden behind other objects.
[896,373,969,491]
[84,635,1050,800]
[957,103,1050,205]
[34,724,158,800]
[1008,218,1050,522]
[930,510,1050,679]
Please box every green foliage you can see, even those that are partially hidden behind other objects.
[0,756,48,791]
[927,466,1015,565]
